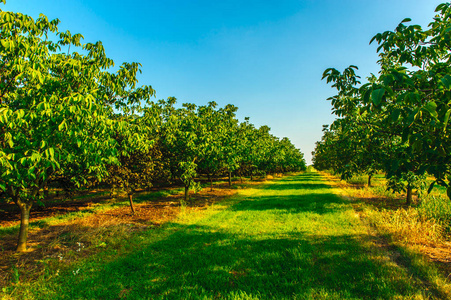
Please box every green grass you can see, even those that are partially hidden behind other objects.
[418,194,451,231]
[345,174,368,185]
[3,172,448,299]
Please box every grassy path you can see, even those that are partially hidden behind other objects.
[13,172,447,299]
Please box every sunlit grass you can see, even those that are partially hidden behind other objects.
[333,171,451,245]
[418,194,451,227]
[2,172,449,299]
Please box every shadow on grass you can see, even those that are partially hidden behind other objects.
[231,194,345,215]
[265,182,332,191]
[35,222,444,300]
[262,173,332,190]
[21,172,445,299]
[231,172,343,214]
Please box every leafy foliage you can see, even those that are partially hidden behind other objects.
[314,2,451,204]
[0,8,142,251]
[0,4,306,250]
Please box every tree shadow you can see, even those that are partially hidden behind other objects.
[264,182,332,191]
[231,194,345,215]
[231,172,344,214]
[9,172,448,299]
[39,223,445,299]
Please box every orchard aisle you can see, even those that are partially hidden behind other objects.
[14,172,448,299]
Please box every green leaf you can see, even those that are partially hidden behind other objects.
[391,109,401,122]
[407,109,419,125]
[31,151,41,162]
[1,40,9,48]
[412,139,422,152]
[58,120,66,131]
[436,3,446,12]
[49,148,55,159]
[441,75,451,89]
[444,109,451,131]
[371,88,385,106]
[423,101,437,117]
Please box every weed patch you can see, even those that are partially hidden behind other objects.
[323,171,451,290]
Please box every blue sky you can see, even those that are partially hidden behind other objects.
[2,0,444,164]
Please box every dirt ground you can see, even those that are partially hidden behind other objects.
[0,182,241,287]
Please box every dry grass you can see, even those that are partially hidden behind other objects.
[365,208,446,244]
[319,171,451,279]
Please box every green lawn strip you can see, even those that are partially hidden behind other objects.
[4,172,447,299]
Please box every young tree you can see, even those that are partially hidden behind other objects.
[158,99,207,203]
[218,105,240,186]
[196,102,229,190]
[106,105,160,213]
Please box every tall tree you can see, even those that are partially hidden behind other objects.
[366,3,451,197]
[316,2,451,202]
[0,8,153,251]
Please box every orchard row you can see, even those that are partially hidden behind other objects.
[313,3,451,204]
[0,6,306,251]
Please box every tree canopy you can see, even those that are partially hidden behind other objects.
[0,3,306,251]
[314,2,451,203]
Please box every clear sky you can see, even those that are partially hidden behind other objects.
[2,0,444,164]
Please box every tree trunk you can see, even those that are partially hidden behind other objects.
[16,199,33,252]
[228,170,232,187]
[207,173,213,191]
[43,184,49,198]
[184,184,189,202]
[128,193,135,214]
[406,183,412,205]
[251,173,253,181]
[367,174,372,187]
